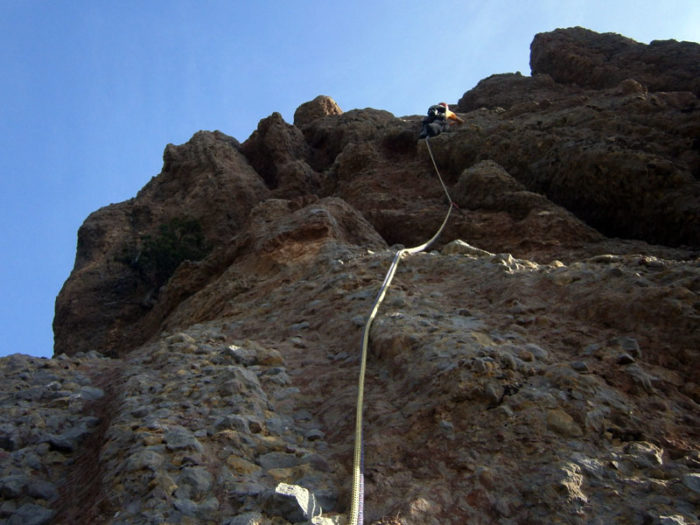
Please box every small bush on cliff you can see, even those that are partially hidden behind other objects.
[118,217,211,289]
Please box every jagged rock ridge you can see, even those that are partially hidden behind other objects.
[1,28,698,524]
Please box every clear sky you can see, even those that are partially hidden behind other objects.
[1,1,698,358]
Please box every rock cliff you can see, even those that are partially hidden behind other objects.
[1,28,698,524]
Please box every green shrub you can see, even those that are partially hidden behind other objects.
[118,217,211,289]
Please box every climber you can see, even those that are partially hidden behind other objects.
[419,102,464,138]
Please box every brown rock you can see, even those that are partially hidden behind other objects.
[43,26,700,525]
[54,131,270,356]
[157,196,387,332]
[302,107,400,171]
[452,35,700,247]
[457,72,572,112]
[547,408,584,437]
[293,95,343,128]
[530,26,700,96]
[240,112,317,195]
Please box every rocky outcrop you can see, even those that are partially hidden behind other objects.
[457,72,573,112]
[455,35,700,246]
[301,107,403,171]
[240,112,318,196]
[293,95,343,128]
[530,26,700,95]
[31,26,700,524]
[53,131,270,357]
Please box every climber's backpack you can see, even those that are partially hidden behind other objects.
[426,104,446,122]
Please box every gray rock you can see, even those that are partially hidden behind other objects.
[44,413,69,433]
[177,467,213,499]
[294,410,313,422]
[79,385,105,400]
[198,496,220,514]
[524,343,549,360]
[131,406,149,418]
[219,367,266,398]
[26,479,58,501]
[214,414,254,433]
[79,415,101,427]
[16,387,46,402]
[0,423,21,451]
[1,499,17,516]
[225,345,258,366]
[125,449,165,472]
[227,480,268,507]
[305,428,325,441]
[263,369,291,386]
[625,441,663,469]
[46,423,93,452]
[301,453,331,473]
[275,482,322,520]
[8,503,55,525]
[290,336,307,348]
[265,415,293,435]
[23,451,43,470]
[681,473,700,494]
[572,454,609,480]
[483,382,503,405]
[571,361,590,372]
[173,497,198,517]
[223,511,265,525]
[439,420,455,433]
[261,487,306,523]
[164,426,204,452]
[625,365,657,393]
[258,451,302,471]
[0,474,29,498]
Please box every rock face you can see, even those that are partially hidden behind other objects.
[53,131,270,357]
[6,27,697,524]
[454,70,699,245]
[240,112,317,195]
[530,26,700,95]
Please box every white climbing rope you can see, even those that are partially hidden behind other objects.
[349,137,455,525]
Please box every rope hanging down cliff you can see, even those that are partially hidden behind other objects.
[349,136,456,525]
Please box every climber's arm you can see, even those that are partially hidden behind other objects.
[445,109,464,125]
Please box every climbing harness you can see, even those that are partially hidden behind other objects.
[349,137,455,525]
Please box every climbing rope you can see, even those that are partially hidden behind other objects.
[349,137,454,525]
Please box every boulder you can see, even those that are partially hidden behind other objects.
[293,95,343,128]
[54,131,270,356]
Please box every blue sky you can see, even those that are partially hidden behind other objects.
[1,1,698,358]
